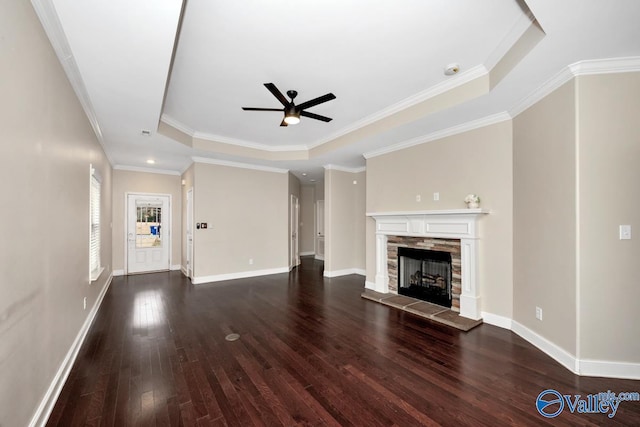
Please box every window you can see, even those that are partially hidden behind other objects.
[89,165,103,282]
[135,202,163,248]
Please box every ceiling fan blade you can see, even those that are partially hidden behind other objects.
[300,111,333,122]
[264,83,289,107]
[296,93,336,111]
[280,118,288,127]
[242,107,283,111]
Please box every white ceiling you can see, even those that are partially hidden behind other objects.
[36,0,640,182]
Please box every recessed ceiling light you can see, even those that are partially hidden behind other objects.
[302,173,307,176]
[310,179,316,182]
[146,159,155,164]
[444,63,460,76]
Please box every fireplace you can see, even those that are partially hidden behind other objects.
[367,209,488,320]
[388,236,461,311]
[398,247,452,308]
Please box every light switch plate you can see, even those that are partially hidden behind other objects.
[619,225,631,240]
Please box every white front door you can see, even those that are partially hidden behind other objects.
[127,194,170,274]
[290,195,300,268]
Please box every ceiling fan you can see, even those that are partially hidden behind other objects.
[242,83,336,126]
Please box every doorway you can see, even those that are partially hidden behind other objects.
[127,193,171,274]
[290,194,300,269]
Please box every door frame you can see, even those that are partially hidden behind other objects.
[124,192,172,275]
[186,187,193,278]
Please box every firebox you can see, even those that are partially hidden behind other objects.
[397,246,452,308]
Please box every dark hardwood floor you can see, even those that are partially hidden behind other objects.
[48,257,640,426]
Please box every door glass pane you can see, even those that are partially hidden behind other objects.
[136,202,162,248]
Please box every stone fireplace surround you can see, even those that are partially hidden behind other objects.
[367,209,488,320]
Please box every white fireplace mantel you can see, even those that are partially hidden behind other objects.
[366,209,489,320]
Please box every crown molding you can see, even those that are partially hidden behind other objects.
[160,114,195,136]
[113,165,181,176]
[31,0,106,156]
[308,64,490,149]
[192,157,289,174]
[323,164,366,173]
[510,56,640,118]
[363,112,511,159]
[569,56,640,76]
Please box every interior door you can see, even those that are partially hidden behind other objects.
[186,187,193,278]
[127,194,170,274]
[290,195,300,268]
[316,200,325,260]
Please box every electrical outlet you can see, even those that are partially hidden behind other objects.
[415,195,421,202]
[535,306,543,321]
[83,297,87,311]
[433,192,440,201]
[249,258,254,265]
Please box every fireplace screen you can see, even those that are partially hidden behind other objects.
[398,247,452,308]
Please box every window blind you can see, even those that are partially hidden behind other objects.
[90,166,101,281]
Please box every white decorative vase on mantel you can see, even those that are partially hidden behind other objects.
[464,194,480,209]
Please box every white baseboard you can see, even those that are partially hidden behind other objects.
[170,264,181,271]
[479,314,640,380]
[180,266,189,276]
[481,311,513,330]
[192,267,289,285]
[315,255,325,261]
[112,269,124,276]
[578,359,640,380]
[29,273,113,427]
[300,251,315,256]
[324,268,366,278]
[511,320,579,374]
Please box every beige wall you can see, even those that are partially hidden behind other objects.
[366,121,513,317]
[513,81,577,355]
[354,172,367,270]
[111,170,182,272]
[577,73,640,363]
[0,2,112,426]
[192,163,288,278]
[324,169,366,273]
[299,185,316,254]
[315,180,325,201]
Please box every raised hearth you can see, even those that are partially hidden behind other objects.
[360,289,482,331]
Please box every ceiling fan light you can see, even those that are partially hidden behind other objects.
[284,113,300,125]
